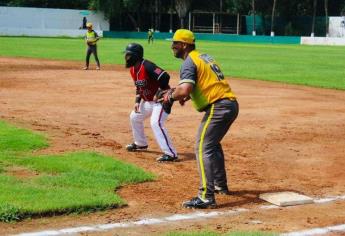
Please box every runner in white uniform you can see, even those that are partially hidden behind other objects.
[124,43,178,162]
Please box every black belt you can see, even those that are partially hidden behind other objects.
[200,98,236,112]
[214,98,236,103]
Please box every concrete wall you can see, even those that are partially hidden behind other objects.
[329,17,345,38]
[0,6,109,37]
[301,36,345,46]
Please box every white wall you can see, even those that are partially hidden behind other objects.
[329,16,345,38]
[301,36,345,46]
[0,6,109,37]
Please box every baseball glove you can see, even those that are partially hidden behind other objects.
[154,88,175,114]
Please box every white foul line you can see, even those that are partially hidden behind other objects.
[14,195,345,236]
[281,224,345,236]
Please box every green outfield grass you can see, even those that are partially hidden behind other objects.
[0,120,154,222]
[0,36,344,89]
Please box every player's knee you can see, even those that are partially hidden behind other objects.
[130,111,138,122]
[150,119,160,129]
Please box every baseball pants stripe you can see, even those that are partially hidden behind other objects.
[198,104,215,200]
[158,107,176,157]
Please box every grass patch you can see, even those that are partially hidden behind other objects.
[0,120,48,152]
[1,36,345,89]
[0,120,154,222]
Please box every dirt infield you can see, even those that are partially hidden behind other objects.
[0,57,345,235]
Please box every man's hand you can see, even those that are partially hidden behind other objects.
[159,89,175,104]
[179,96,191,106]
[134,103,140,113]
[154,88,175,114]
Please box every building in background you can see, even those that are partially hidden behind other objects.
[0,6,109,37]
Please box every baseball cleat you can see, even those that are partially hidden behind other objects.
[214,186,231,195]
[126,143,148,152]
[182,197,216,209]
[96,67,100,70]
[83,67,89,70]
[156,154,178,162]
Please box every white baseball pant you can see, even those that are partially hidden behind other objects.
[129,101,177,157]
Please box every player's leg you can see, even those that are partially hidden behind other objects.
[213,143,229,194]
[150,103,177,161]
[84,46,92,69]
[91,45,100,69]
[213,100,239,194]
[183,99,238,208]
[127,101,152,151]
[182,105,217,209]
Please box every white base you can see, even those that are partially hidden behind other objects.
[259,191,314,207]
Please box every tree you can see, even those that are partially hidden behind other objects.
[324,0,328,36]
[89,0,122,19]
[251,0,256,35]
[2,0,88,9]
[270,0,277,36]
[175,0,193,28]
[226,1,250,12]
[311,0,317,36]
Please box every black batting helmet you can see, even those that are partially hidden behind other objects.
[124,43,144,68]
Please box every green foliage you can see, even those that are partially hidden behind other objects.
[0,120,154,222]
[89,0,123,19]
[341,2,345,15]
[1,0,88,9]
[0,203,21,222]
[226,0,251,14]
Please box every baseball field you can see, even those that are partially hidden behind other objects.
[0,37,345,235]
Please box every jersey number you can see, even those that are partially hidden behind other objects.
[199,54,224,81]
[210,63,224,81]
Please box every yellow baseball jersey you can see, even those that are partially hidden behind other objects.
[179,50,236,111]
[85,30,98,45]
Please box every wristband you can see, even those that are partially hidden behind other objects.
[135,95,141,104]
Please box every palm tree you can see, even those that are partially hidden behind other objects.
[252,0,256,35]
[311,0,317,37]
[324,0,329,37]
[175,0,193,28]
[270,0,277,36]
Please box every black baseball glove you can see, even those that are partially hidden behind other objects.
[154,88,175,114]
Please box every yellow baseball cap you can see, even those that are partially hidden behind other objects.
[86,22,93,28]
[173,29,195,44]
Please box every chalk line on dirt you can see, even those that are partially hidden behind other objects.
[14,195,345,236]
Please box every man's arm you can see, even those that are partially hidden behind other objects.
[171,83,193,101]
[134,89,141,113]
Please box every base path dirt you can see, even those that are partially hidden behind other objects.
[0,57,345,235]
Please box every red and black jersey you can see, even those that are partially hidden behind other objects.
[130,60,170,101]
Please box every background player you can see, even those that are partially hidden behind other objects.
[84,22,100,70]
[147,29,154,44]
[124,43,178,162]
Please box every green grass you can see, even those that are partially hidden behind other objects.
[0,36,345,89]
[0,121,48,152]
[0,120,154,222]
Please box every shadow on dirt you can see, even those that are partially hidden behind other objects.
[217,189,299,208]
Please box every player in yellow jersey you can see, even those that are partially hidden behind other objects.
[159,29,239,209]
[84,22,100,70]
